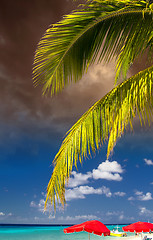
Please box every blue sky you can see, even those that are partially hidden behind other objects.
[0,0,153,225]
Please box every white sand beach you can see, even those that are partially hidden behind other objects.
[119,233,153,240]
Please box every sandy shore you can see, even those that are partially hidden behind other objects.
[119,233,153,240]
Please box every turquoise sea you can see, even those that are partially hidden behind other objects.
[0,224,134,240]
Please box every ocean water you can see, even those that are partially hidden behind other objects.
[0,224,134,240]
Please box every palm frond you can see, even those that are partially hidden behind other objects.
[33,0,153,95]
[45,65,153,210]
[115,16,153,83]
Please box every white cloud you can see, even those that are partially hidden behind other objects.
[102,186,112,197]
[37,199,46,212]
[106,210,122,216]
[48,215,55,219]
[65,185,112,201]
[68,171,92,188]
[30,199,56,220]
[65,188,85,201]
[93,171,122,181]
[144,158,153,166]
[30,196,64,215]
[0,212,5,216]
[59,214,99,222]
[135,190,152,201]
[92,160,123,181]
[0,212,12,218]
[128,196,135,201]
[30,201,37,207]
[114,192,126,197]
[119,214,124,220]
[8,213,12,216]
[106,211,134,222]
[67,160,123,189]
[95,160,123,173]
[139,207,153,217]
[138,192,152,201]
[30,199,47,212]
[135,191,143,196]
[128,191,152,201]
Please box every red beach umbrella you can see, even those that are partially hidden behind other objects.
[123,221,153,233]
[64,220,110,239]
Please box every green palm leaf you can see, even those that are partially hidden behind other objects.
[33,0,153,96]
[45,65,153,210]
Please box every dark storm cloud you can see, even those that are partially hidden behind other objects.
[0,0,116,137]
[0,0,82,130]
[0,0,150,139]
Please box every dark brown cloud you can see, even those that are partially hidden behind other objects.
[0,0,150,138]
[0,0,115,134]
[0,1,82,128]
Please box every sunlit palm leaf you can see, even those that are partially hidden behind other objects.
[45,65,153,210]
[115,14,153,82]
[33,0,153,95]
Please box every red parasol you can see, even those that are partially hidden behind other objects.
[64,220,110,239]
[123,221,153,233]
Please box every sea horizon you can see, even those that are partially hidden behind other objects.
[0,223,130,226]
